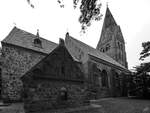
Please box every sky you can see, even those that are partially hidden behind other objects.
[0,0,150,70]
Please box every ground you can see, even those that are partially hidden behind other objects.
[0,98,150,113]
[0,102,24,113]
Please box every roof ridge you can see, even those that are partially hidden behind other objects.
[15,27,58,45]
[67,35,126,70]
[2,27,58,54]
[67,35,96,50]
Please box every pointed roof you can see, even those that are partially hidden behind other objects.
[102,7,117,30]
[2,27,58,54]
[97,7,118,47]
[97,6,125,49]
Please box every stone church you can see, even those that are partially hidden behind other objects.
[1,7,130,102]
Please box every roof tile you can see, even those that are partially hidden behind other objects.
[66,35,128,71]
[2,27,58,54]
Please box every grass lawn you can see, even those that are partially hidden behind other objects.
[92,98,150,113]
[0,98,150,113]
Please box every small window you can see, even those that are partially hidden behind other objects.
[101,48,105,52]
[100,48,104,52]
[34,38,42,48]
[105,44,110,51]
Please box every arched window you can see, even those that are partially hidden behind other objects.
[112,70,120,88]
[114,72,120,88]
[101,70,108,87]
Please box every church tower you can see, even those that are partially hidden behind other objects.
[96,6,128,68]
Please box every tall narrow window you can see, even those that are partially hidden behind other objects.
[61,66,65,75]
[101,70,108,87]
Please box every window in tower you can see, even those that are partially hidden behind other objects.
[101,48,105,52]
[118,52,121,60]
[120,44,123,50]
[117,42,120,49]
[105,44,110,51]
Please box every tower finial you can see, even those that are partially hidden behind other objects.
[65,27,69,37]
[106,2,108,7]
[36,29,39,38]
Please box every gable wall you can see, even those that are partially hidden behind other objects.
[1,43,46,101]
[33,45,84,81]
[22,45,86,111]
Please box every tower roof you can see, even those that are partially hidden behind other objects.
[102,7,117,30]
[97,7,118,47]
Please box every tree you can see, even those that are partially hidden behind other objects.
[132,63,150,97]
[26,0,102,32]
[139,41,150,60]
[130,41,150,98]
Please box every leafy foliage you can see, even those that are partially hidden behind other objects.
[135,62,150,74]
[129,41,150,98]
[140,41,150,60]
[78,0,102,31]
[129,63,150,97]
[26,0,102,32]
[27,0,34,8]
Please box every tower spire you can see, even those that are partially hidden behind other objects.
[96,6,128,68]
[103,6,117,29]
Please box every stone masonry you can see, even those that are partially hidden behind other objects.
[1,43,46,101]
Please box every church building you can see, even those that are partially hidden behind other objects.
[1,7,130,102]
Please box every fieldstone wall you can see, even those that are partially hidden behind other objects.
[87,60,111,98]
[23,80,86,112]
[87,57,128,98]
[1,43,46,101]
[21,43,88,112]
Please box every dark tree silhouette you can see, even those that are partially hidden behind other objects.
[140,41,150,60]
[129,41,150,98]
[26,0,102,32]
[132,63,150,97]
